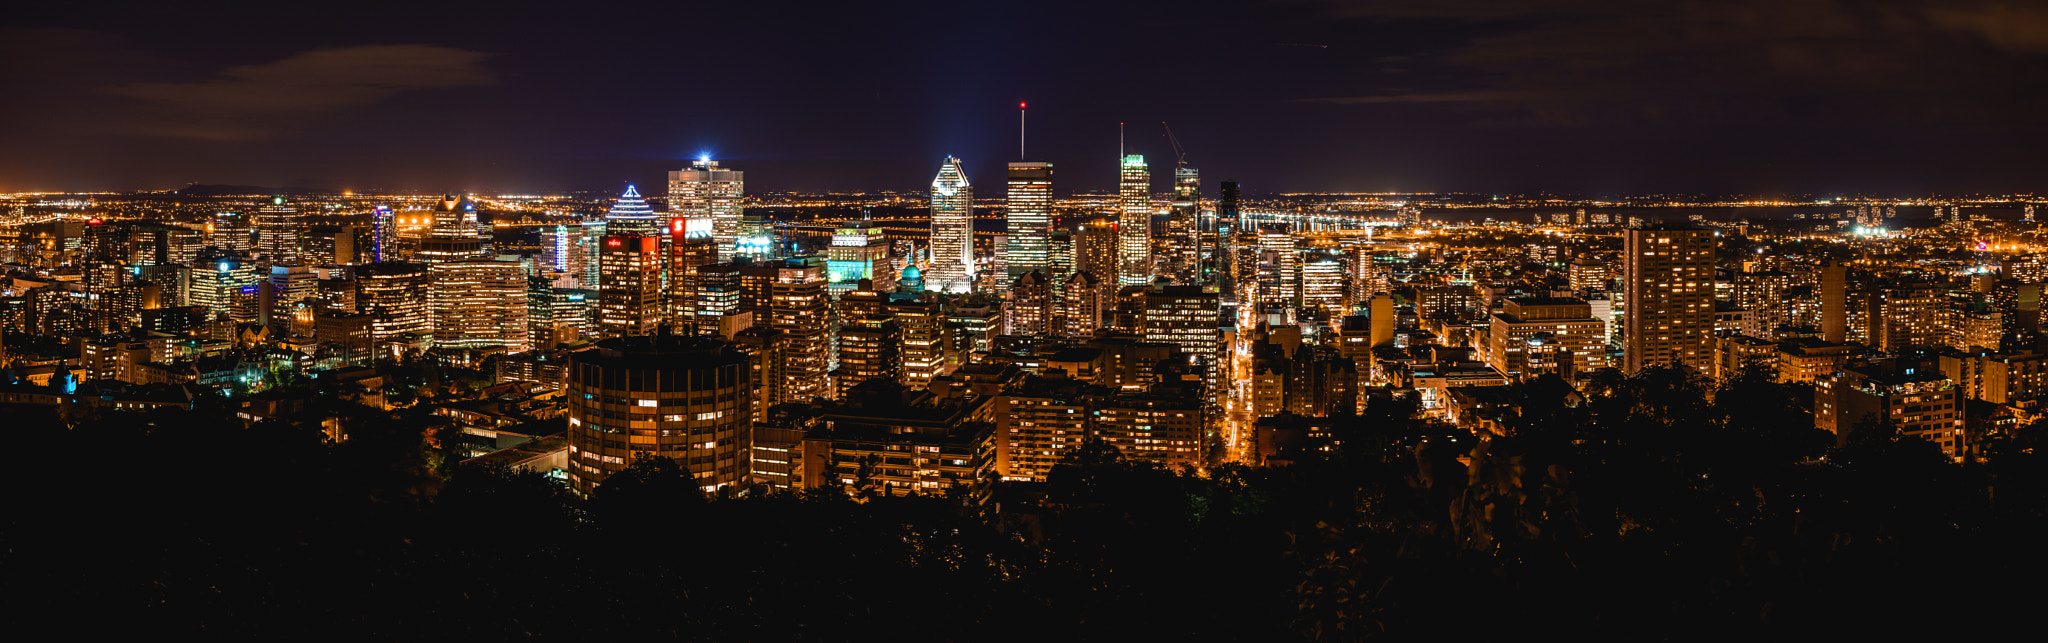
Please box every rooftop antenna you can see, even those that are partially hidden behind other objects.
[1120,122,1125,158]
[1019,102,1027,160]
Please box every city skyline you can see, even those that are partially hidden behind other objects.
[7,2,2046,637]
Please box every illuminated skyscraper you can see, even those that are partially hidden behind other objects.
[370,206,395,262]
[188,247,260,321]
[540,225,585,277]
[740,262,829,404]
[1118,154,1152,286]
[603,184,660,237]
[1005,162,1054,284]
[356,262,430,343]
[668,159,745,261]
[209,211,251,255]
[598,234,663,338]
[1216,181,1241,301]
[430,259,531,352]
[927,156,975,293]
[1169,167,1199,284]
[417,195,487,263]
[827,220,896,294]
[667,217,720,332]
[1622,224,1715,373]
[252,196,301,266]
[565,335,753,494]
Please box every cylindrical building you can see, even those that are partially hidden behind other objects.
[566,335,753,495]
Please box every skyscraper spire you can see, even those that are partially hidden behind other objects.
[1019,101,1027,160]
[605,184,659,236]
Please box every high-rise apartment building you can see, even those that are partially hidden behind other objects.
[1215,180,1240,298]
[667,159,745,262]
[1117,154,1152,286]
[1623,224,1716,373]
[430,259,530,352]
[927,156,975,293]
[1874,281,1943,353]
[894,297,952,387]
[1008,271,1054,336]
[1063,270,1111,338]
[1074,215,1119,282]
[598,234,662,338]
[1005,162,1054,284]
[833,288,901,389]
[739,262,829,405]
[1142,285,1221,379]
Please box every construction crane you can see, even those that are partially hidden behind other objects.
[1162,122,1188,168]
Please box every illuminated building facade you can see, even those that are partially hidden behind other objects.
[598,234,662,338]
[1486,297,1608,381]
[356,262,430,343]
[566,335,753,494]
[833,288,901,389]
[827,222,895,293]
[1168,167,1199,284]
[1117,154,1151,286]
[1008,271,1053,336]
[667,159,745,262]
[894,297,952,388]
[429,259,531,352]
[927,156,974,293]
[252,196,301,266]
[1816,360,1963,460]
[666,217,720,332]
[739,262,828,405]
[371,206,395,263]
[1004,162,1054,284]
[1063,270,1111,338]
[1299,256,1347,322]
[1074,215,1118,282]
[187,248,260,321]
[1623,224,1715,373]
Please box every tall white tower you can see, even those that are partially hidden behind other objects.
[928,156,975,293]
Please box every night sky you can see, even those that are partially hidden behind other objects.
[4,0,2047,195]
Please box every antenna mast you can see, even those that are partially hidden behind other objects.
[1019,102,1027,159]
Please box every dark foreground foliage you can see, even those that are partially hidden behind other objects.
[5,364,2043,639]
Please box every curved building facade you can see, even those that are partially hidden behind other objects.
[566,335,753,494]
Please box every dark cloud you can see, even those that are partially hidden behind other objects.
[100,45,495,140]
[1300,0,2048,126]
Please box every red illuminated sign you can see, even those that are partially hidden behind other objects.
[86,217,104,225]
[606,239,622,248]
